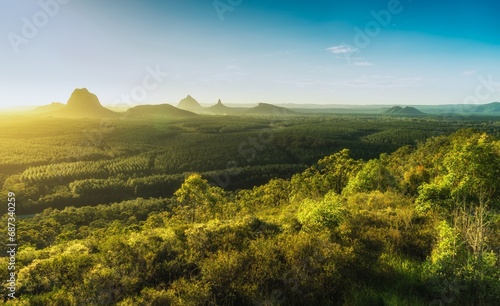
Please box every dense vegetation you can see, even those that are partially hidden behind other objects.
[1,114,499,305]
[2,114,499,214]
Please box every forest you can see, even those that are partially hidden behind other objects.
[1,114,499,305]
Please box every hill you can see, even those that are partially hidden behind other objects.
[207,99,237,115]
[177,95,203,112]
[385,106,403,114]
[125,104,198,118]
[473,102,500,113]
[50,88,118,118]
[245,103,296,115]
[31,102,65,114]
[385,106,425,116]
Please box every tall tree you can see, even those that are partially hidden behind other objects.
[174,174,226,222]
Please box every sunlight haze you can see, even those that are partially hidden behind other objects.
[1,0,499,107]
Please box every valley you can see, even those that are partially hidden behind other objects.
[0,89,499,305]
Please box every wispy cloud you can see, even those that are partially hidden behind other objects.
[326,45,358,54]
[461,70,477,76]
[327,46,372,67]
[353,61,373,67]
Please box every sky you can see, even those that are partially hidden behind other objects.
[1,0,500,107]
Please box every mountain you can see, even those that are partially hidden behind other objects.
[207,99,236,115]
[245,103,296,115]
[473,102,500,113]
[125,104,198,118]
[31,102,65,114]
[399,106,425,115]
[385,106,403,114]
[51,88,118,118]
[385,106,425,116]
[177,95,203,112]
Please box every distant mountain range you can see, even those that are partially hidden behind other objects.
[27,90,500,118]
[411,102,500,115]
[177,95,238,115]
[287,102,500,116]
[473,102,500,113]
[176,95,295,116]
[30,91,296,119]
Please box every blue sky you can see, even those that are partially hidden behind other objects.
[1,0,500,107]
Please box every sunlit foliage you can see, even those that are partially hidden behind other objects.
[0,115,499,305]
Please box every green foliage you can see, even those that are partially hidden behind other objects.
[442,133,500,208]
[1,115,500,305]
[317,148,362,194]
[426,220,462,277]
[174,174,227,222]
[416,132,500,214]
[415,182,453,213]
[2,115,495,213]
[297,191,345,231]
[237,178,291,214]
[344,153,396,194]
[290,148,360,201]
[70,178,130,197]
